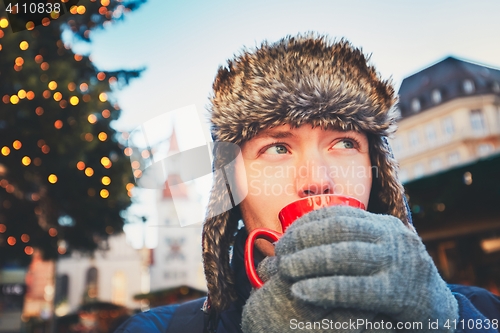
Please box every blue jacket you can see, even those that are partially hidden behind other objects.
[116,230,500,333]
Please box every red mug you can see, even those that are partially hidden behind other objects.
[244,194,366,288]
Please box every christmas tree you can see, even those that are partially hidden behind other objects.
[0,0,146,265]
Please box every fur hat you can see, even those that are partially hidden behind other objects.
[203,33,410,314]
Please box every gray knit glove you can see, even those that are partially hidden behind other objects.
[242,254,394,333]
[276,205,458,332]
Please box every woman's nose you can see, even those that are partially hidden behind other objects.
[296,157,335,198]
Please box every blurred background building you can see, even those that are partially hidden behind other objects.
[391,56,500,293]
[391,56,500,182]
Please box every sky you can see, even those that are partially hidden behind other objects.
[77,0,500,247]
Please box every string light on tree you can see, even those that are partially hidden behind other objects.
[101,176,111,185]
[100,189,109,198]
[48,174,58,184]
[88,114,97,124]
[85,167,94,177]
[13,140,22,150]
[0,0,142,264]
[22,156,31,166]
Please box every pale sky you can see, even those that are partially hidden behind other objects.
[79,0,500,247]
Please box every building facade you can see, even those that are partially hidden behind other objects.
[55,233,146,315]
[391,56,500,183]
[394,56,500,294]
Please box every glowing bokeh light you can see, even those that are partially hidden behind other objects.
[54,120,63,129]
[101,157,112,168]
[88,114,97,124]
[7,236,16,246]
[22,156,31,166]
[48,174,58,184]
[53,92,62,101]
[19,41,29,50]
[0,18,9,28]
[100,189,109,198]
[98,132,107,141]
[69,96,79,106]
[15,57,24,66]
[48,81,57,90]
[101,176,111,185]
[85,167,94,177]
[13,140,22,150]
[10,95,20,104]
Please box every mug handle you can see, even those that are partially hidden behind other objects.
[244,228,282,289]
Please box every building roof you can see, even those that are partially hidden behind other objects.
[398,56,500,118]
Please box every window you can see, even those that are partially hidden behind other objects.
[442,117,454,136]
[431,89,442,104]
[413,164,425,178]
[84,267,98,302]
[112,271,127,306]
[448,151,460,166]
[55,274,69,305]
[463,79,475,94]
[411,98,421,112]
[477,143,494,157]
[470,109,486,132]
[425,124,436,142]
[430,157,442,172]
[409,130,419,147]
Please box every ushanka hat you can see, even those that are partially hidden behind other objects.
[203,34,412,314]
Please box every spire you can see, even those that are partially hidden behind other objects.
[163,126,188,199]
[168,127,179,155]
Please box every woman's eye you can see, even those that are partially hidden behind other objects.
[264,145,289,154]
[332,139,356,149]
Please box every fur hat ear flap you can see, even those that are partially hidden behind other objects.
[202,141,246,313]
[202,209,240,313]
[368,135,411,226]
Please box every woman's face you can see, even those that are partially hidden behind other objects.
[237,124,372,256]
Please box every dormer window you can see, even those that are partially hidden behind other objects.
[463,79,475,94]
[411,98,421,112]
[431,89,442,104]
